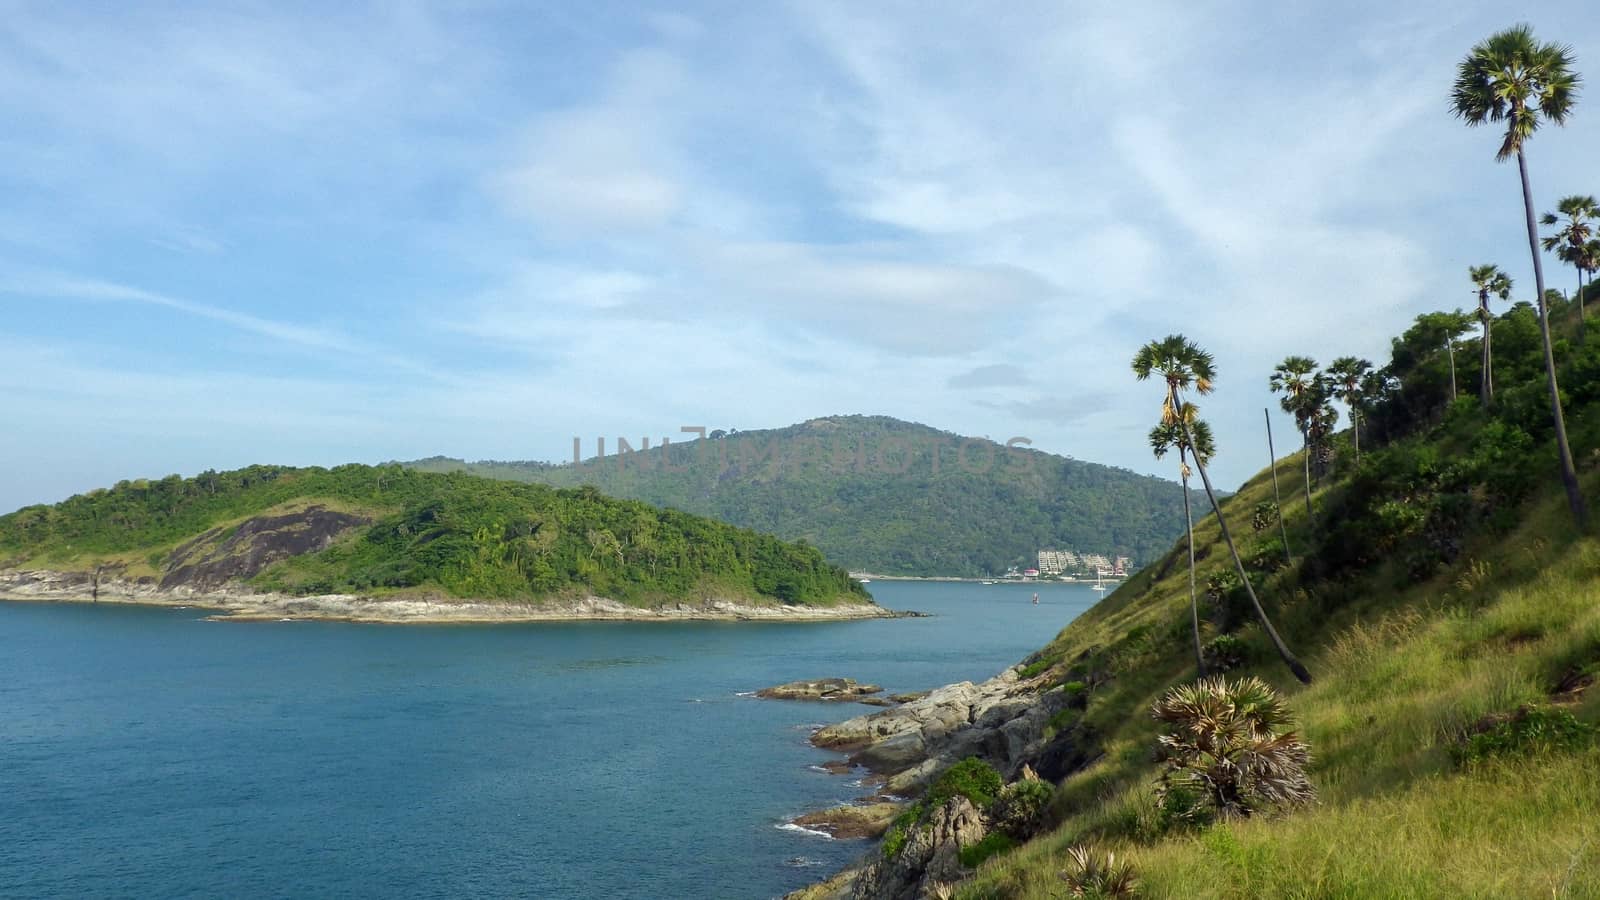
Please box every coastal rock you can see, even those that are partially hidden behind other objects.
[887,691,929,704]
[758,678,884,702]
[792,803,903,840]
[850,797,986,900]
[813,681,985,751]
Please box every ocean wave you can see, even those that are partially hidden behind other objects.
[733,691,756,697]
[776,823,834,840]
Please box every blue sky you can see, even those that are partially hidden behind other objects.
[3,1,1599,513]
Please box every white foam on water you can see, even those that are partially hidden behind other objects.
[776,823,834,840]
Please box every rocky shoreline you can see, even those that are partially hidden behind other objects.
[0,570,908,625]
[781,657,1103,899]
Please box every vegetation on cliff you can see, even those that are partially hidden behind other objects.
[874,28,1600,896]
[406,415,1207,577]
[0,464,868,607]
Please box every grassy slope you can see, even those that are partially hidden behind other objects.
[956,445,1600,898]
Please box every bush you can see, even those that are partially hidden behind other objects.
[958,831,1018,868]
[881,802,924,859]
[1018,657,1053,679]
[1151,676,1315,822]
[925,757,1004,810]
[991,778,1055,838]
[1455,706,1596,766]
[1201,634,1250,672]
[1250,501,1278,533]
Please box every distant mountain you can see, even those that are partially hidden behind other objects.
[0,464,868,608]
[406,415,1204,577]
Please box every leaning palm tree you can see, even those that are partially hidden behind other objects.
[1134,336,1312,684]
[1453,24,1588,529]
[1152,412,1216,677]
[1325,357,1374,464]
[1469,264,1514,406]
[1269,356,1320,516]
[1541,195,1598,340]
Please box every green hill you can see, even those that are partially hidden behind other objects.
[0,464,868,608]
[406,415,1203,577]
[818,294,1600,897]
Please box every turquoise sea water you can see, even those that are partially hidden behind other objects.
[0,581,1095,899]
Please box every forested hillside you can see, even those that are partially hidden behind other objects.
[409,416,1203,576]
[0,465,868,607]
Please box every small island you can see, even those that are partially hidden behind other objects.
[0,464,889,624]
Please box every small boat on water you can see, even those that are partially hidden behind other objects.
[981,580,997,585]
[859,578,871,584]
[1092,570,1107,592]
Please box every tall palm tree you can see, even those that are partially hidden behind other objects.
[1541,195,1598,341]
[1269,356,1320,517]
[1152,412,1216,677]
[1325,357,1374,464]
[1134,336,1312,685]
[1469,264,1514,406]
[1453,24,1588,529]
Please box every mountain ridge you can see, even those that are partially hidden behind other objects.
[405,414,1207,577]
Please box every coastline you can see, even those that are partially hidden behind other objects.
[0,571,906,625]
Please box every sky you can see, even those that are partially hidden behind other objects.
[3,0,1599,514]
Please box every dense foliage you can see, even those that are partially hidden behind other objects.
[408,416,1204,576]
[0,464,868,606]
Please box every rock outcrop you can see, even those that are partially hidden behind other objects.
[159,506,371,592]
[759,678,885,702]
[850,798,986,900]
[792,803,903,839]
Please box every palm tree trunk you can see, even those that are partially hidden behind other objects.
[1481,304,1494,408]
[1352,409,1360,464]
[1264,408,1292,564]
[1300,425,1313,517]
[1181,457,1203,677]
[1518,149,1588,529]
[1445,337,1458,399]
[1177,389,1311,685]
[1577,266,1586,345]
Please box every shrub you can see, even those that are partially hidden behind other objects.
[1151,676,1315,822]
[1059,845,1139,898]
[881,802,924,859]
[1201,634,1250,673]
[1249,501,1278,533]
[991,777,1055,838]
[925,757,1004,810]
[1018,657,1053,679]
[958,831,1018,868]
[1455,706,1596,766]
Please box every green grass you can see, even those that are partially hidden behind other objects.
[948,442,1600,899]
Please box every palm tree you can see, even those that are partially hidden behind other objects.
[1325,357,1374,464]
[1269,356,1320,516]
[1541,195,1598,341]
[1152,412,1216,678]
[1453,24,1588,529]
[1469,264,1514,406]
[1134,336,1312,684]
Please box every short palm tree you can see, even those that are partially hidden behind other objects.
[1269,356,1320,516]
[1134,336,1312,684]
[1469,264,1514,406]
[1541,195,1598,340]
[1453,24,1588,529]
[1325,357,1374,464]
[1151,676,1316,822]
[1152,412,1216,677]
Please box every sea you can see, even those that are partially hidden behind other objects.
[0,581,1096,899]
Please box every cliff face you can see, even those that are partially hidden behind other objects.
[159,506,369,591]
